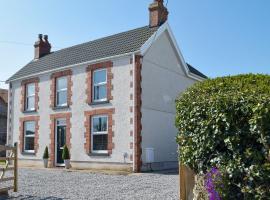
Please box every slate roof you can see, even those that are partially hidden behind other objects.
[8,26,158,81]
[0,89,8,104]
[8,25,206,81]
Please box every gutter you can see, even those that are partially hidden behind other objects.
[6,51,140,84]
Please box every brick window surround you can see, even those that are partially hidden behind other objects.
[21,78,40,112]
[19,116,40,154]
[85,61,113,104]
[84,108,115,155]
[50,70,73,108]
[49,113,72,167]
[134,55,143,172]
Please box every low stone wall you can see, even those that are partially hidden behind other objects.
[18,159,132,172]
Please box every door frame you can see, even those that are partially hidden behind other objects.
[55,118,66,167]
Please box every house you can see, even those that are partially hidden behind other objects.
[6,0,206,172]
[0,89,8,147]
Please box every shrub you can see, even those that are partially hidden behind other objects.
[176,74,270,199]
[62,145,70,160]
[43,146,49,159]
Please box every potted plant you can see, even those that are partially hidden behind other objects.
[62,145,71,169]
[43,146,49,168]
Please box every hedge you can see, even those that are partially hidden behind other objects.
[176,74,270,199]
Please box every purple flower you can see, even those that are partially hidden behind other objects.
[205,167,222,200]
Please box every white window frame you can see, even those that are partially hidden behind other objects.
[92,69,107,102]
[25,83,35,111]
[91,115,108,154]
[56,76,68,107]
[23,121,35,153]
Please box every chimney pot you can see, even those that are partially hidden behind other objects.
[44,35,48,41]
[38,34,43,40]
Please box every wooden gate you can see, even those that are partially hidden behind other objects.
[0,143,18,194]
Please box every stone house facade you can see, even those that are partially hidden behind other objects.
[6,0,206,172]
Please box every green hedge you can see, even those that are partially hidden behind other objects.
[62,145,70,160]
[176,74,270,199]
[43,146,49,159]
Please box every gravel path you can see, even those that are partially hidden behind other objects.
[2,168,178,200]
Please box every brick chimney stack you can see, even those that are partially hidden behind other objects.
[149,0,169,28]
[34,34,51,59]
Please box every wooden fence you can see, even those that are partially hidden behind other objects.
[179,164,196,200]
[0,143,18,195]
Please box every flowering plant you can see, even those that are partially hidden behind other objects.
[205,168,223,200]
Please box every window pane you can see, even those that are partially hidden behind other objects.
[94,85,107,100]
[25,121,35,135]
[57,77,67,90]
[93,116,107,132]
[27,84,35,96]
[57,119,66,126]
[57,91,67,106]
[94,70,106,84]
[25,137,35,151]
[93,134,108,151]
[27,96,35,110]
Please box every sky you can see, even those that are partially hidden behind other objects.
[0,0,269,89]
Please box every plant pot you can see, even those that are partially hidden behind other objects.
[43,159,48,168]
[64,159,70,169]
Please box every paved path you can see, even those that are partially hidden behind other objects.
[2,168,178,200]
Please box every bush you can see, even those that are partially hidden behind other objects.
[43,146,49,159]
[62,145,70,160]
[176,74,270,199]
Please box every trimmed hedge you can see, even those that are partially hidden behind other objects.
[62,145,70,160]
[43,146,49,159]
[176,74,270,199]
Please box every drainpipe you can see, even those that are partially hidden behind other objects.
[132,53,136,172]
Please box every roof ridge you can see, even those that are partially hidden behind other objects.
[50,25,152,55]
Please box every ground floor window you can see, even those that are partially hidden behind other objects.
[91,115,108,153]
[24,121,35,153]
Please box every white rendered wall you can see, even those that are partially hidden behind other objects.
[141,31,197,169]
[9,56,134,167]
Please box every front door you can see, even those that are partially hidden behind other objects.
[55,119,66,166]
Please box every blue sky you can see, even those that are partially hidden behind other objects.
[0,0,269,89]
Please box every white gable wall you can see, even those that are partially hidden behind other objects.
[141,30,197,170]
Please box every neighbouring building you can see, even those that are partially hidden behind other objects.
[6,0,206,172]
[0,89,8,146]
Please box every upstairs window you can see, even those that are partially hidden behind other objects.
[56,77,68,107]
[93,69,107,102]
[91,115,108,153]
[25,83,35,111]
[24,121,35,153]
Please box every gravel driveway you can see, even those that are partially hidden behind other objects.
[2,168,178,200]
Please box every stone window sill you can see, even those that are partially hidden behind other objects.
[89,153,110,157]
[52,106,70,110]
[23,110,37,114]
[21,152,36,156]
[89,100,110,106]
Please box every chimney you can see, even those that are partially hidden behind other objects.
[149,0,169,28]
[34,34,51,59]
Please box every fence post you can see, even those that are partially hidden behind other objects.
[179,163,186,200]
[13,142,18,192]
